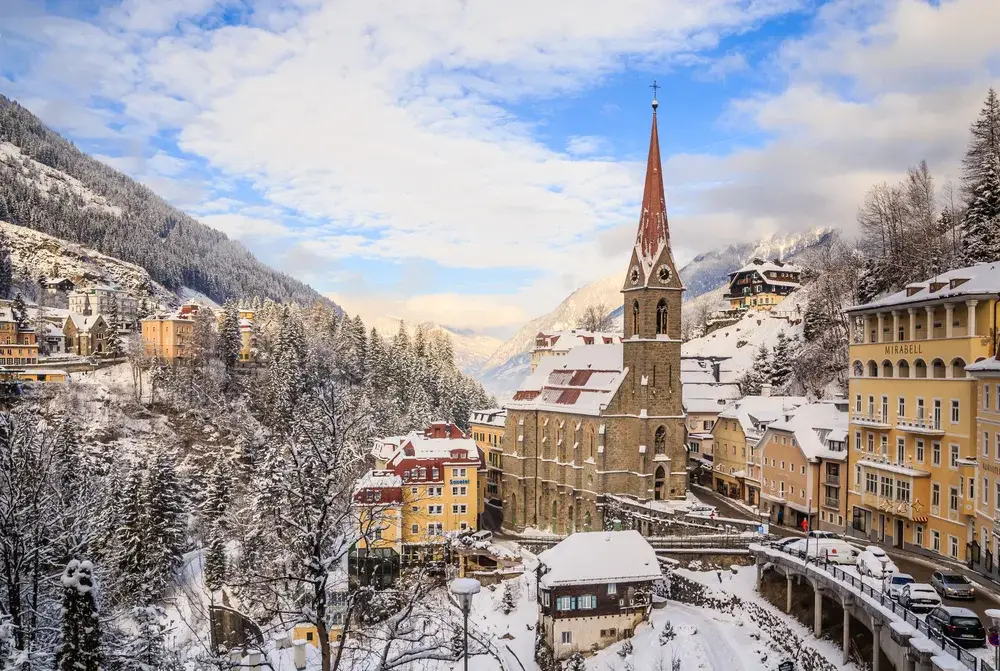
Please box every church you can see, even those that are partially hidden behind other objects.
[501,96,686,534]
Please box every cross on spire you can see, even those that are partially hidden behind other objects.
[649,80,660,110]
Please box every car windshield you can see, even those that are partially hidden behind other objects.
[951,617,982,627]
[943,575,971,584]
[892,576,914,585]
[913,586,936,594]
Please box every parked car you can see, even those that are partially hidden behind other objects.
[806,530,839,539]
[855,546,898,578]
[899,583,943,613]
[883,572,915,600]
[931,571,976,600]
[770,537,801,550]
[787,538,857,564]
[926,606,986,647]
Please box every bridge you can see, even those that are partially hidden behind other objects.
[751,543,996,671]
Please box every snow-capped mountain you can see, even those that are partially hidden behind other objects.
[369,316,504,377]
[478,229,833,397]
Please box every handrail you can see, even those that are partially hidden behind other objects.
[762,544,984,670]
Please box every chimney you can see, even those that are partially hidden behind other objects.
[760,384,772,397]
[712,362,721,383]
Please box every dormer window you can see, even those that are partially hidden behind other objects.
[905,285,924,296]
[949,278,969,289]
[929,282,947,292]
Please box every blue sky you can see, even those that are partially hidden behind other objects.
[1,0,998,336]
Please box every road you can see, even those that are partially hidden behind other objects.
[694,486,1000,621]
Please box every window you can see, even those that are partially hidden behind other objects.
[542,591,550,607]
[556,596,574,611]
[868,395,875,415]
[452,486,467,497]
[898,397,906,419]
[995,480,1000,511]
[932,442,941,466]
[949,536,959,558]
[949,444,959,468]
[579,595,597,610]
[951,400,960,424]
[855,432,862,451]
[985,477,990,505]
[915,525,924,546]
[970,478,975,502]
[880,476,892,498]
[996,433,1000,463]
[867,433,874,452]
[608,583,617,595]
[880,434,888,456]
[561,631,572,644]
[986,431,991,459]
[800,465,806,475]
[781,461,785,470]
[374,528,382,540]
[855,465,862,491]
[790,486,795,496]
[932,530,941,552]
[654,426,666,455]
[855,394,862,412]
[656,299,668,335]
[896,437,905,463]
[896,480,910,502]
[432,467,439,479]
[988,384,993,411]
[419,468,427,479]
[411,487,418,495]
[949,487,959,512]
[865,472,877,493]
[881,396,888,420]
[932,483,940,507]
[411,524,419,534]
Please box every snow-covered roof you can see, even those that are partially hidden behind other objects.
[532,329,620,354]
[761,401,850,461]
[967,358,1000,374]
[846,263,1000,313]
[42,322,64,338]
[730,259,803,278]
[65,313,105,332]
[354,470,403,491]
[508,343,626,416]
[538,531,661,587]
[855,459,930,478]
[386,436,480,467]
[717,395,808,439]
[470,408,506,427]
[371,434,410,462]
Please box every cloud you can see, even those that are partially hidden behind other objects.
[332,291,529,332]
[200,213,296,240]
[565,135,610,156]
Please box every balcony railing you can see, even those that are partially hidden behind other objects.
[851,412,891,429]
[823,473,840,486]
[897,416,945,435]
[823,496,840,510]
[859,491,916,519]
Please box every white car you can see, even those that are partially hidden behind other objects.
[899,583,943,613]
[883,572,915,600]
[807,530,839,539]
[788,538,857,565]
[856,546,898,578]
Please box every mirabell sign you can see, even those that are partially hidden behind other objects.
[885,344,923,355]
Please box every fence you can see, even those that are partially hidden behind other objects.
[771,544,989,671]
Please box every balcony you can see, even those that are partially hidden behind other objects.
[896,416,945,436]
[823,496,840,510]
[851,412,891,429]
[859,491,918,520]
[823,473,841,487]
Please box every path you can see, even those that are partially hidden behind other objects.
[668,602,749,671]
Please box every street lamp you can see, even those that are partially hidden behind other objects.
[451,577,482,671]
[985,609,1000,671]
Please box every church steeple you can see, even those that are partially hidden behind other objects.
[636,92,670,269]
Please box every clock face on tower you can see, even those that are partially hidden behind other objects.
[629,266,640,286]
[657,264,672,284]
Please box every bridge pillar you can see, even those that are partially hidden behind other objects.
[786,573,793,614]
[813,586,825,637]
[842,599,853,665]
[872,622,882,671]
[756,561,762,590]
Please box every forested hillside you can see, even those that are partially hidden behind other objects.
[0,94,325,306]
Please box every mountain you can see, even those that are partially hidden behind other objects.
[0,94,328,307]
[478,229,835,397]
[679,228,834,299]
[369,316,503,377]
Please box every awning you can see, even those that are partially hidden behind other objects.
[912,515,928,523]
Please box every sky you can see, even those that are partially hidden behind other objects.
[1,0,998,338]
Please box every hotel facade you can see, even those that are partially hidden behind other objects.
[844,263,1000,561]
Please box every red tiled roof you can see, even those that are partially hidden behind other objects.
[513,390,541,401]
[568,370,594,386]
[555,389,581,404]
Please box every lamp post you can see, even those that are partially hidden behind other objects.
[450,577,482,671]
[986,609,1000,671]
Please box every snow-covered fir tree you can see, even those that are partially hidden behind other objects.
[56,559,101,671]
[106,302,123,357]
[217,301,241,370]
[770,332,797,392]
[0,231,12,299]
[962,88,1000,264]
[144,453,186,600]
[10,292,27,328]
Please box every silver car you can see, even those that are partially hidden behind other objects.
[931,571,975,600]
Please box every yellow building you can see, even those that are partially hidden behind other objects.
[845,264,999,560]
[711,391,807,506]
[470,408,506,500]
[968,355,1000,576]
[16,369,69,383]
[140,314,194,360]
[0,302,39,365]
[757,401,849,532]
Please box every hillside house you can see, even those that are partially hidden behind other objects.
[530,330,621,373]
[69,285,138,323]
[141,313,194,360]
[42,277,75,293]
[63,314,109,357]
[0,304,39,365]
[537,531,662,659]
[723,259,802,312]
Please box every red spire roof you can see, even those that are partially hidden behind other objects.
[635,105,669,266]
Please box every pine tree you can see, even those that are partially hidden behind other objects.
[116,466,149,601]
[563,652,586,671]
[0,231,11,299]
[203,535,226,592]
[56,559,101,671]
[105,302,123,358]
[122,606,182,671]
[962,88,1000,264]
[10,292,27,329]
[659,620,676,645]
[217,301,241,369]
[501,580,517,615]
[738,344,772,396]
[770,332,796,391]
[145,453,186,600]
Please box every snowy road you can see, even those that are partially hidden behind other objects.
[669,602,750,671]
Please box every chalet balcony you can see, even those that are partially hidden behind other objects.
[851,412,891,429]
[896,417,945,436]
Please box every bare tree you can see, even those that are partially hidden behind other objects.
[577,303,614,332]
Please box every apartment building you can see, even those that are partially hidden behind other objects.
[969,356,1000,577]
[844,263,999,561]
[470,408,506,500]
[0,303,38,365]
[140,313,194,360]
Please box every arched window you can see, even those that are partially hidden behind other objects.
[867,360,879,377]
[897,360,910,378]
[932,358,946,379]
[509,494,516,527]
[566,506,574,535]
[587,428,596,459]
[551,499,558,529]
[914,359,927,378]
[654,466,666,501]
[853,361,864,377]
[882,360,893,378]
[656,299,668,336]
[632,300,640,337]
[583,510,592,531]
[952,358,968,378]
[654,426,666,455]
